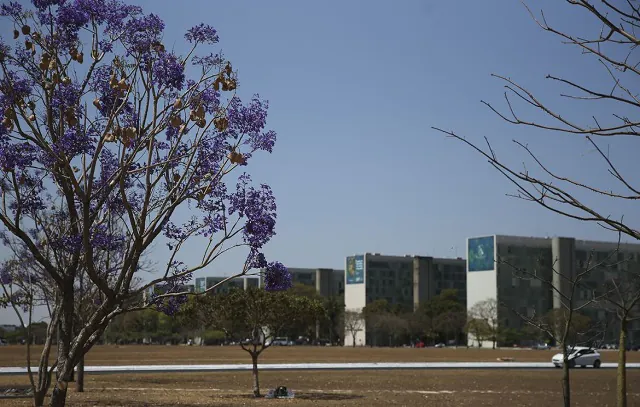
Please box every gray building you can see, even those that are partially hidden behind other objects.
[260,267,345,298]
[194,276,260,294]
[344,253,466,346]
[467,235,640,347]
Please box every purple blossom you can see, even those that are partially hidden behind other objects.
[0,263,12,285]
[52,82,81,112]
[187,80,220,114]
[185,23,218,44]
[91,225,124,251]
[76,0,141,30]
[0,2,22,18]
[123,13,164,53]
[229,174,277,249]
[224,96,277,153]
[32,0,65,11]
[0,72,32,105]
[56,3,90,44]
[160,295,188,316]
[53,126,96,159]
[152,52,185,90]
[90,65,127,116]
[248,250,267,269]
[0,142,38,171]
[264,262,291,291]
[50,233,83,254]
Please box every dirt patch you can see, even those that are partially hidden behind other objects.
[0,345,637,367]
[0,369,637,406]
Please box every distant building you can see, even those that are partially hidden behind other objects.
[344,253,466,346]
[259,267,345,298]
[0,324,17,333]
[466,235,640,348]
[194,276,260,294]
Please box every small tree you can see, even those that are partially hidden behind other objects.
[497,249,612,407]
[184,286,323,398]
[468,299,499,349]
[362,299,389,347]
[343,310,363,347]
[598,259,640,406]
[434,310,467,346]
[465,316,491,347]
[323,295,344,345]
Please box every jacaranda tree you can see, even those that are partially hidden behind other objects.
[0,1,291,406]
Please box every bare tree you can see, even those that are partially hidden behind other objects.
[498,245,619,407]
[433,2,640,406]
[343,310,364,347]
[596,257,640,405]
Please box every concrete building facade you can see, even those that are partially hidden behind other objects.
[194,276,260,294]
[260,267,345,298]
[466,235,640,348]
[344,253,466,347]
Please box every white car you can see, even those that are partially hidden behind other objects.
[552,346,601,368]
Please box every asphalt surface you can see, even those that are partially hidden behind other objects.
[1,361,639,375]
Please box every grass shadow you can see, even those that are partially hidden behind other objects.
[295,392,364,401]
[220,392,365,401]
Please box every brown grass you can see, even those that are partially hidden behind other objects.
[1,346,638,406]
[1,344,638,367]
[0,369,638,406]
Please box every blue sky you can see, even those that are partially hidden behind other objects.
[154,0,635,273]
[2,0,640,323]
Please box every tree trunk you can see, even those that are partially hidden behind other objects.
[75,356,84,393]
[49,380,69,407]
[562,350,571,407]
[33,389,46,407]
[352,332,356,347]
[51,287,75,407]
[617,318,628,407]
[251,352,260,398]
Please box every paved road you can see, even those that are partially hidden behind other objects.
[1,362,640,375]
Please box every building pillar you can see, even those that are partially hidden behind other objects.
[551,237,576,311]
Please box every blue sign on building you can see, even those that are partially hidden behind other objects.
[346,255,364,284]
[468,236,495,272]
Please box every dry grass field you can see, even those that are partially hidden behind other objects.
[1,369,639,406]
[1,346,639,406]
[1,344,639,366]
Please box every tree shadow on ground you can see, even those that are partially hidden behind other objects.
[80,402,236,407]
[295,392,364,401]
[224,392,364,401]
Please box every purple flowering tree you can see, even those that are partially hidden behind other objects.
[0,211,141,395]
[0,1,291,406]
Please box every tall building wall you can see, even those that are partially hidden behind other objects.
[345,253,467,346]
[467,234,640,348]
[413,256,430,311]
[344,255,366,346]
[466,236,498,347]
[495,236,553,336]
